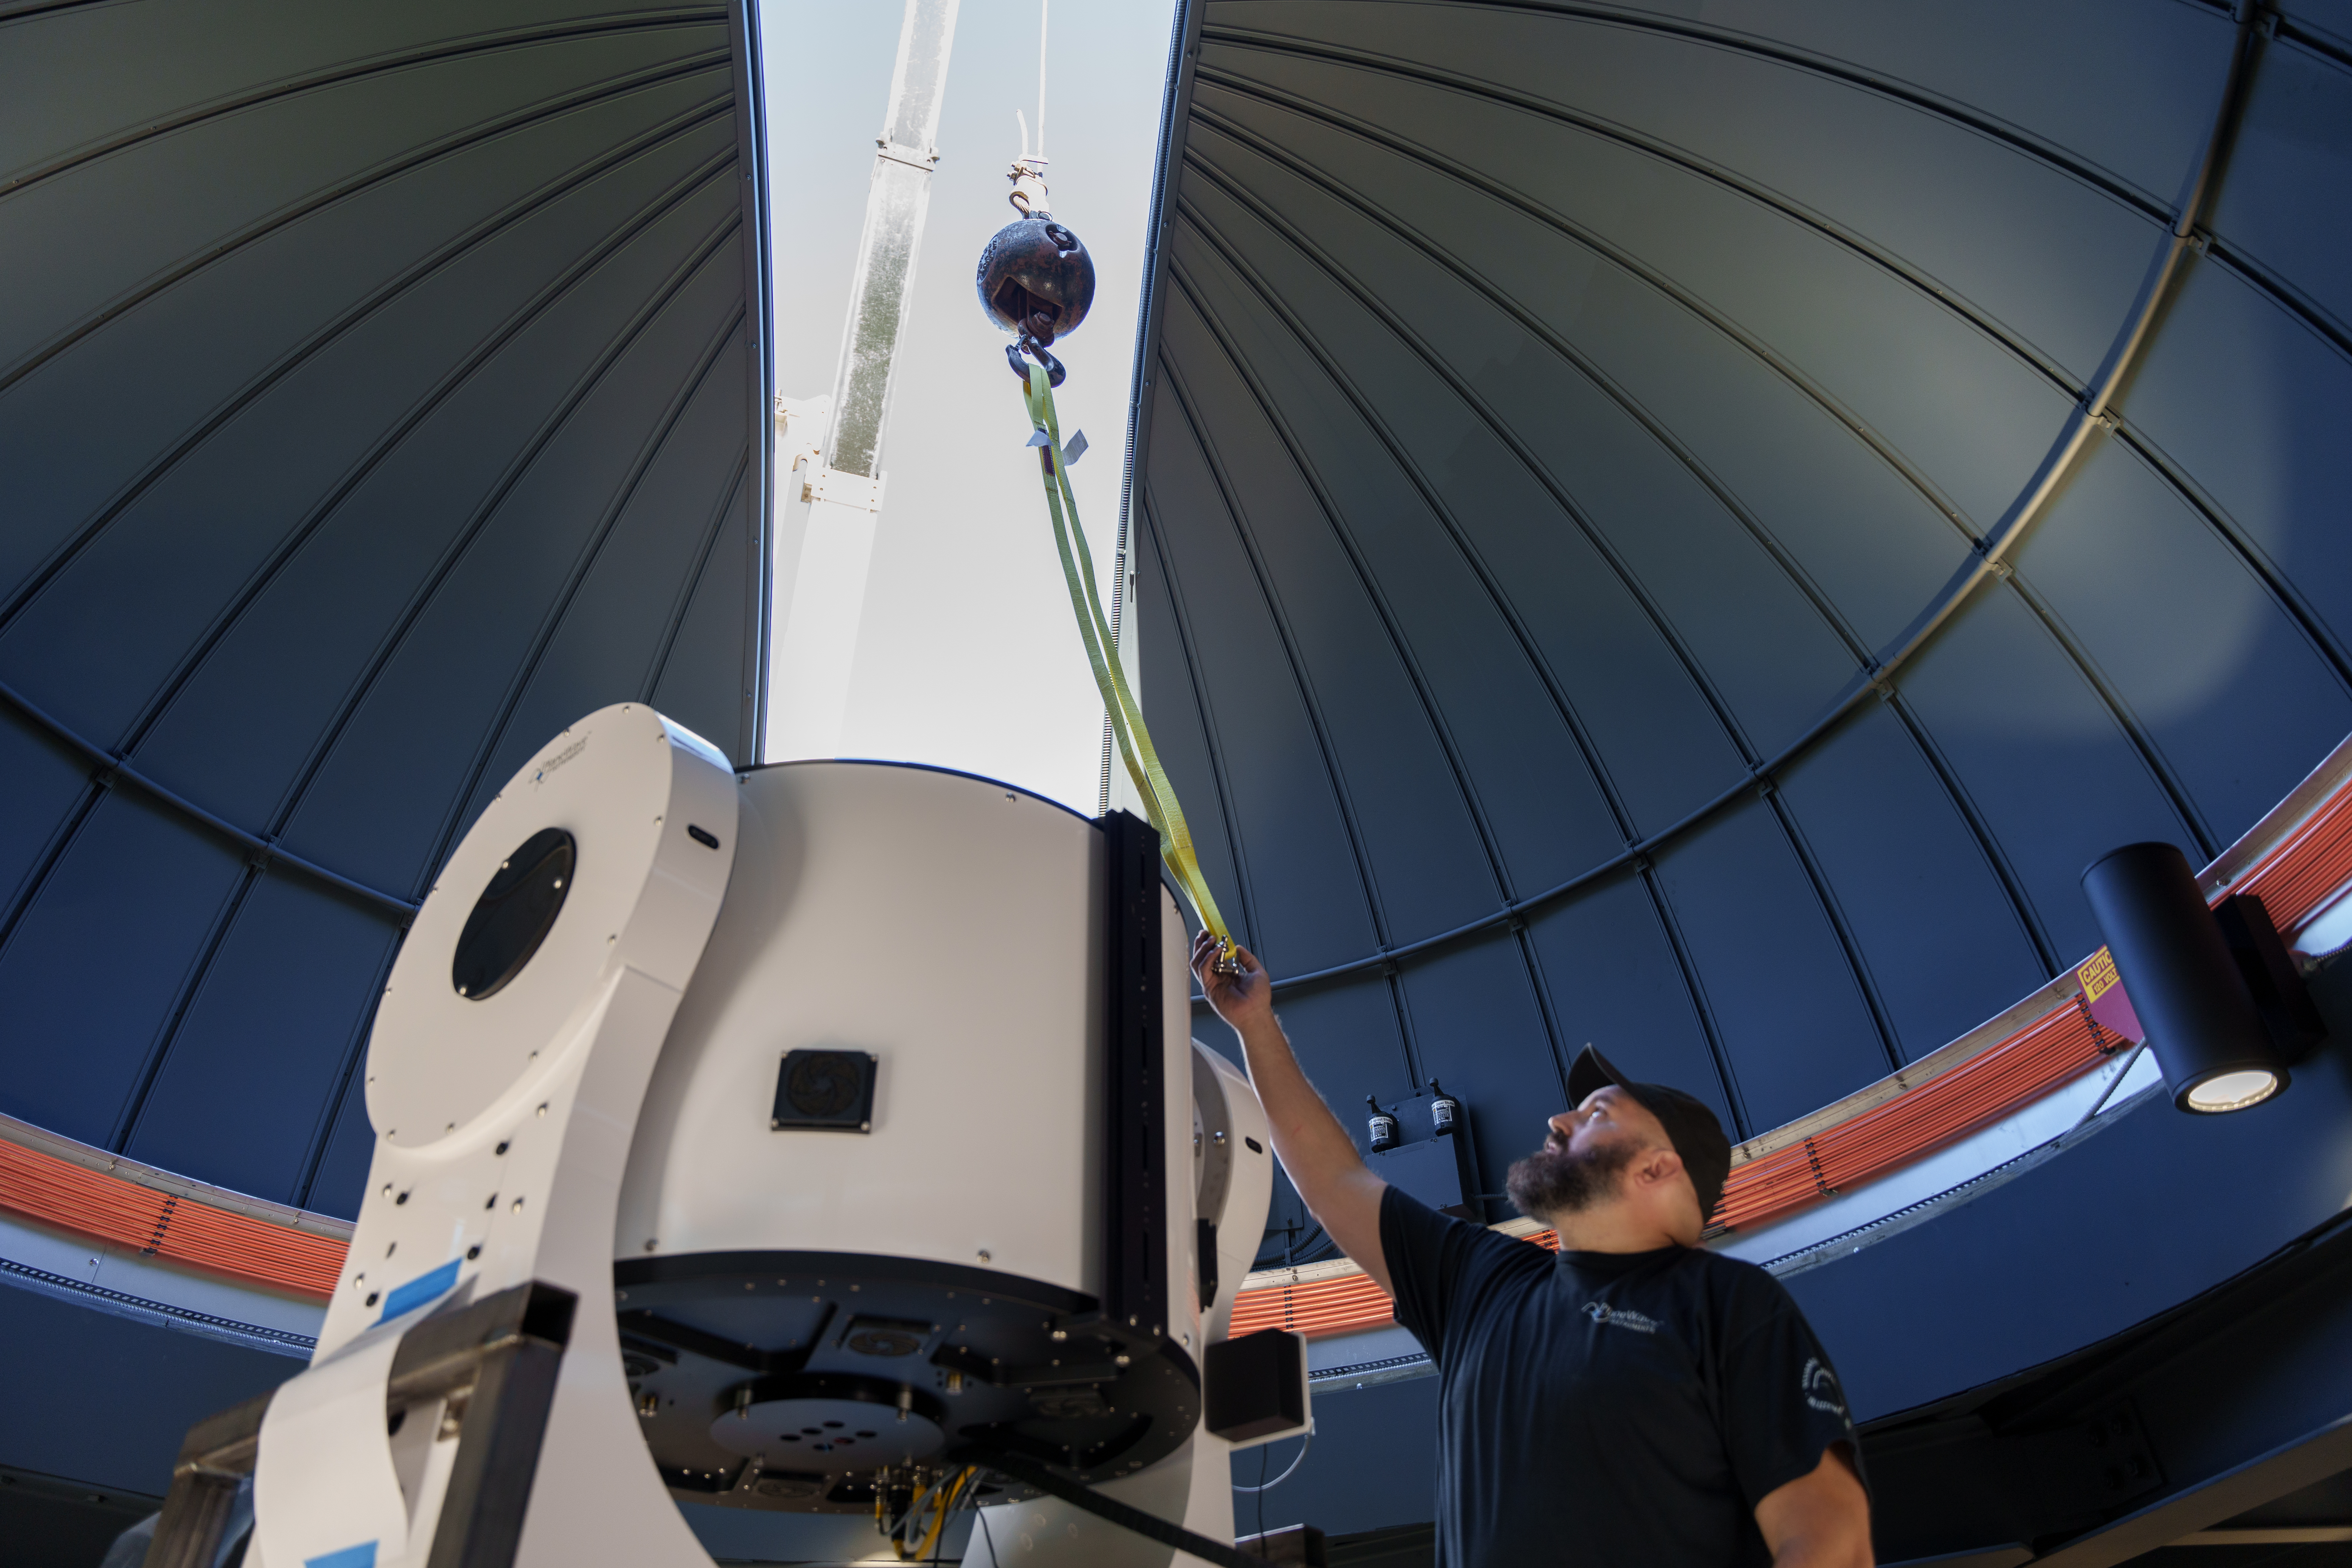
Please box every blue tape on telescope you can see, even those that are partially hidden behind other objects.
[306,1542,377,1568]
[377,1258,461,1324]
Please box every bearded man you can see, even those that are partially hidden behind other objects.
[1193,932,1873,1568]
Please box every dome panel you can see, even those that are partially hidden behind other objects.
[2123,263,2352,672]
[0,0,769,1214]
[1140,0,2352,1162]
[0,793,245,1150]
[120,875,399,1204]
[1770,701,2049,1063]
[1649,797,1891,1134]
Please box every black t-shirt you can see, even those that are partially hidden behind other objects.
[1380,1187,1861,1567]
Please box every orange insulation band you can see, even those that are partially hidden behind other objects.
[2,764,2348,1314]
[1229,784,2352,1343]
[0,1138,344,1298]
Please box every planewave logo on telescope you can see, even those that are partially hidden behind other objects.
[1583,1302,1659,1334]
[531,735,588,787]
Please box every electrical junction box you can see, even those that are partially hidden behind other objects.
[1206,1328,1309,1447]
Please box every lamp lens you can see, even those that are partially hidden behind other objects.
[2185,1068,2281,1113]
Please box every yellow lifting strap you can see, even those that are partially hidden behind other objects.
[1018,368,1235,962]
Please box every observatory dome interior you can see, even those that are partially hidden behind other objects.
[6,0,2352,1563]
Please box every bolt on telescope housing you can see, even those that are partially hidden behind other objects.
[2081,842,2292,1113]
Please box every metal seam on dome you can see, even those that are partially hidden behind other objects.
[0,98,739,662]
[1132,485,1267,950]
[1176,76,2061,973]
[1173,0,2268,997]
[1154,247,1580,1096]
[297,936,405,1213]
[428,301,749,872]
[2106,424,2352,692]
[1336,2,2186,219]
[1182,64,2225,867]
[0,678,417,916]
[1171,189,1902,1088]
[1189,26,2352,713]
[102,129,744,758]
[1165,207,1751,1116]
[0,48,737,408]
[1148,344,1414,1075]
[0,9,730,202]
[644,451,754,697]
[1176,142,1937,1077]
[0,157,745,951]
[263,210,746,891]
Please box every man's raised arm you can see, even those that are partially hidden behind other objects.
[1191,931,1394,1296]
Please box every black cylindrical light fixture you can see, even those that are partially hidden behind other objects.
[2081,842,2288,1113]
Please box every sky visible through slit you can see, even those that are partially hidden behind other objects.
[759,0,1177,811]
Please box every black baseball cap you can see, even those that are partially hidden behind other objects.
[1567,1044,1732,1224]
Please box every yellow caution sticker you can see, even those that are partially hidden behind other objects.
[2077,946,2121,1004]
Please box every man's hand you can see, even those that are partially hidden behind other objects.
[1189,930,1392,1294]
[1755,1444,1872,1568]
[1192,931,1273,1031]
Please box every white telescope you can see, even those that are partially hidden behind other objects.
[145,705,1301,1568]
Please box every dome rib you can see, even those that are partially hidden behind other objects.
[1148,338,1409,956]
[74,216,746,1164]
[0,0,772,1205]
[423,298,749,866]
[1184,50,2283,860]
[80,132,741,766]
[1173,144,2028,1087]
[1136,0,2352,1162]
[0,45,732,407]
[262,210,747,887]
[1146,0,2312,1014]
[1198,16,2352,706]
[1352,3,2194,217]
[0,11,726,206]
[1171,195,1885,1120]
[1159,262,1582,1102]
[1133,492,1269,953]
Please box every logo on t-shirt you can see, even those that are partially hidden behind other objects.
[1582,1301,1659,1334]
[1802,1357,1848,1419]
